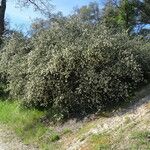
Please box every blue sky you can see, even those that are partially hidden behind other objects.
[6,0,103,31]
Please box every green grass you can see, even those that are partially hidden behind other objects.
[61,128,73,135]
[130,131,150,149]
[1,99,150,150]
[88,133,111,150]
[0,100,61,149]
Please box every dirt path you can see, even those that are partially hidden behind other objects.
[0,125,38,150]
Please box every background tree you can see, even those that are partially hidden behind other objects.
[117,0,136,32]
[133,0,150,34]
[0,0,6,37]
[73,2,101,24]
[0,0,52,37]
[101,0,119,28]
[135,0,150,25]
[102,0,150,34]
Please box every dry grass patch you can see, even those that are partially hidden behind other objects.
[145,102,150,109]
[81,133,112,150]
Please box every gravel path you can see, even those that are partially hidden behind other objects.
[0,125,38,150]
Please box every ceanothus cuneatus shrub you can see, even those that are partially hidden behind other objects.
[0,19,149,117]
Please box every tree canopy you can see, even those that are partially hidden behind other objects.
[0,0,53,37]
[102,0,150,34]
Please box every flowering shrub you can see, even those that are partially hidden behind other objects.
[0,21,149,117]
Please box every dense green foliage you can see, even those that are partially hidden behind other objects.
[0,17,149,117]
[102,0,150,34]
[0,0,150,118]
[0,100,61,149]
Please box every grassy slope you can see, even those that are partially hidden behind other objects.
[0,100,62,150]
[64,85,150,150]
[0,85,150,150]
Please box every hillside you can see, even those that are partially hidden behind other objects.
[0,85,150,150]
[61,84,150,150]
[0,1,150,149]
